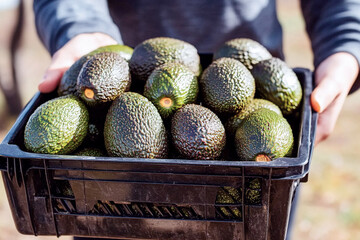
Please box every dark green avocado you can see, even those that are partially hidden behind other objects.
[58,44,133,96]
[200,57,255,115]
[104,92,168,158]
[214,38,272,70]
[251,57,303,115]
[171,104,226,160]
[129,37,201,82]
[57,55,92,96]
[77,52,131,106]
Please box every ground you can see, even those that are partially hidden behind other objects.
[0,1,360,240]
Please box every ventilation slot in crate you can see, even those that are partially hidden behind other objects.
[88,201,203,220]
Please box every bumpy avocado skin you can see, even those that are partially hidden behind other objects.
[171,104,226,160]
[251,57,303,115]
[58,44,133,97]
[58,55,92,96]
[104,92,168,158]
[129,37,201,82]
[143,62,198,119]
[225,98,282,139]
[24,95,89,155]
[200,57,255,115]
[77,52,131,106]
[234,108,294,161]
[214,38,272,70]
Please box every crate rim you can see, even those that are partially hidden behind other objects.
[0,68,317,181]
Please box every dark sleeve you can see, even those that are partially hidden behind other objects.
[301,0,360,93]
[33,0,122,56]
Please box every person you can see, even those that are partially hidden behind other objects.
[33,1,360,239]
[33,0,360,146]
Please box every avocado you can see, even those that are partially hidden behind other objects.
[58,44,133,97]
[77,52,131,106]
[234,108,294,161]
[225,98,282,139]
[200,57,255,115]
[129,37,201,83]
[104,92,168,158]
[171,104,226,160]
[58,55,91,96]
[80,103,110,148]
[74,147,106,157]
[251,57,303,115]
[143,62,198,119]
[83,122,102,146]
[214,38,272,70]
[24,95,89,155]
[89,44,133,62]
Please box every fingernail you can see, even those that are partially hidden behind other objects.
[311,92,322,112]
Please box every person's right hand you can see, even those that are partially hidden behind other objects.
[39,33,118,93]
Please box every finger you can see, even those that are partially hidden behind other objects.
[314,92,346,145]
[38,51,76,93]
[311,76,341,113]
[38,67,68,93]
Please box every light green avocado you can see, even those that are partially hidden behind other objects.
[225,98,282,139]
[24,95,89,155]
[143,62,198,119]
[234,108,294,161]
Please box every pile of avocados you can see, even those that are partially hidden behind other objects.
[24,37,303,162]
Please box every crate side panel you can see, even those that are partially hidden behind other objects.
[2,172,35,235]
[55,215,244,240]
[269,179,296,240]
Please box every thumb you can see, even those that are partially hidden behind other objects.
[311,52,359,113]
[38,51,76,93]
[38,67,69,93]
[311,76,340,113]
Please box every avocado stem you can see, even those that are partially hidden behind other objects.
[159,97,173,109]
[84,88,95,99]
[255,154,271,162]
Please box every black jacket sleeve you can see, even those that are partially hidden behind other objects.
[301,0,360,93]
[33,0,122,56]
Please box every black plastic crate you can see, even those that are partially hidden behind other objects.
[0,56,317,239]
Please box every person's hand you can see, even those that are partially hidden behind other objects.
[39,33,118,93]
[311,52,359,145]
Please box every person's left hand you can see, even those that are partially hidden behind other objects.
[311,52,359,145]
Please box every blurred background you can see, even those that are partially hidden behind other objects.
[0,0,359,239]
